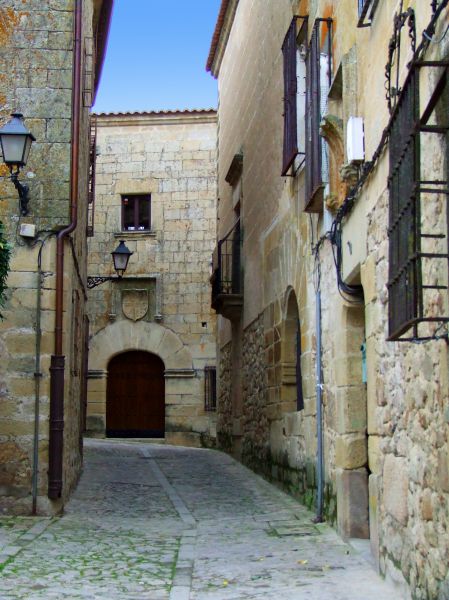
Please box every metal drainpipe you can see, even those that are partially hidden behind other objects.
[32,247,43,514]
[315,288,324,522]
[32,236,52,514]
[48,0,82,500]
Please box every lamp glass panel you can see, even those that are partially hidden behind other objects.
[22,136,32,165]
[1,134,27,165]
[113,252,129,272]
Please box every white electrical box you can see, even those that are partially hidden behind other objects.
[19,223,36,238]
[347,117,365,163]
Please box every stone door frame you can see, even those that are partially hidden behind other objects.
[86,321,195,443]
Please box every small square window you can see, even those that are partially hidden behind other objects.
[121,194,151,232]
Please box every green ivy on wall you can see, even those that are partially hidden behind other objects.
[0,221,10,319]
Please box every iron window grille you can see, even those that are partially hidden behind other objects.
[282,16,308,176]
[204,366,217,412]
[305,18,332,213]
[121,194,151,232]
[211,219,242,306]
[357,0,380,28]
[87,116,97,237]
[387,62,449,341]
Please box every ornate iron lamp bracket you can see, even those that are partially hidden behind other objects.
[87,275,118,289]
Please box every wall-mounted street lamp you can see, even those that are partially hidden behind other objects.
[0,113,36,216]
[87,240,133,289]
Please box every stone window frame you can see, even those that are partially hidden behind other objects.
[121,193,151,232]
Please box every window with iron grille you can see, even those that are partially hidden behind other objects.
[282,17,308,176]
[305,19,332,212]
[357,0,380,27]
[121,194,151,231]
[387,63,449,341]
[204,366,217,411]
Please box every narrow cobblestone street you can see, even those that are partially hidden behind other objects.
[0,440,402,599]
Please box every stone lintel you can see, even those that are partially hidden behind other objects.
[88,370,107,379]
[165,369,196,379]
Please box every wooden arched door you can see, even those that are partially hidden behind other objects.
[106,351,165,438]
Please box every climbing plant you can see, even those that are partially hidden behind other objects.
[0,220,10,319]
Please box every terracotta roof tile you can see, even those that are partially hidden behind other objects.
[206,0,231,73]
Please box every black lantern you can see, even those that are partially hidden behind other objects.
[0,113,35,169]
[87,240,133,288]
[111,240,133,277]
[0,113,36,216]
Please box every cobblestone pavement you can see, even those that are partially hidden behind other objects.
[0,440,404,599]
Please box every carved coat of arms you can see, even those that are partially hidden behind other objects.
[121,289,149,321]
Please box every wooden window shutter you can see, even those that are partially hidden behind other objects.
[305,22,323,211]
[282,19,298,175]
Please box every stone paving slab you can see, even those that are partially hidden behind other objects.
[0,439,405,599]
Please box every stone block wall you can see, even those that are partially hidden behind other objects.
[0,0,104,515]
[86,111,218,445]
[210,0,449,597]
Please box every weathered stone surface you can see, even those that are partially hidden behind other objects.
[336,467,369,539]
[335,434,367,469]
[383,455,409,526]
[86,112,218,442]
[0,0,115,516]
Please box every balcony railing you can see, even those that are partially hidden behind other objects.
[211,220,243,320]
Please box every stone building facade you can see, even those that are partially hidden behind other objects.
[0,0,113,515]
[208,0,449,598]
[86,110,217,447]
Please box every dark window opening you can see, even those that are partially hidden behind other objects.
[205,366,217,412]
[296,320,304,411]
[122,194,151,231]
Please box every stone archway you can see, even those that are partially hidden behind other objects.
[86,321,198,444]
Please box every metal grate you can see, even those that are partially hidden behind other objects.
[205,366,217,411]
[387,63,449,341]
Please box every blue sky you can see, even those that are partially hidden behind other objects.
[93,0,221,114]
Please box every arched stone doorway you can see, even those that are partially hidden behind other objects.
[106,351,165,438]
[86,321,205,446]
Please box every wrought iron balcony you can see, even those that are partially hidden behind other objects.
[211,220,243,321]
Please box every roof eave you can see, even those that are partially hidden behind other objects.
[93,0,114,103]
[206,0,239,78]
